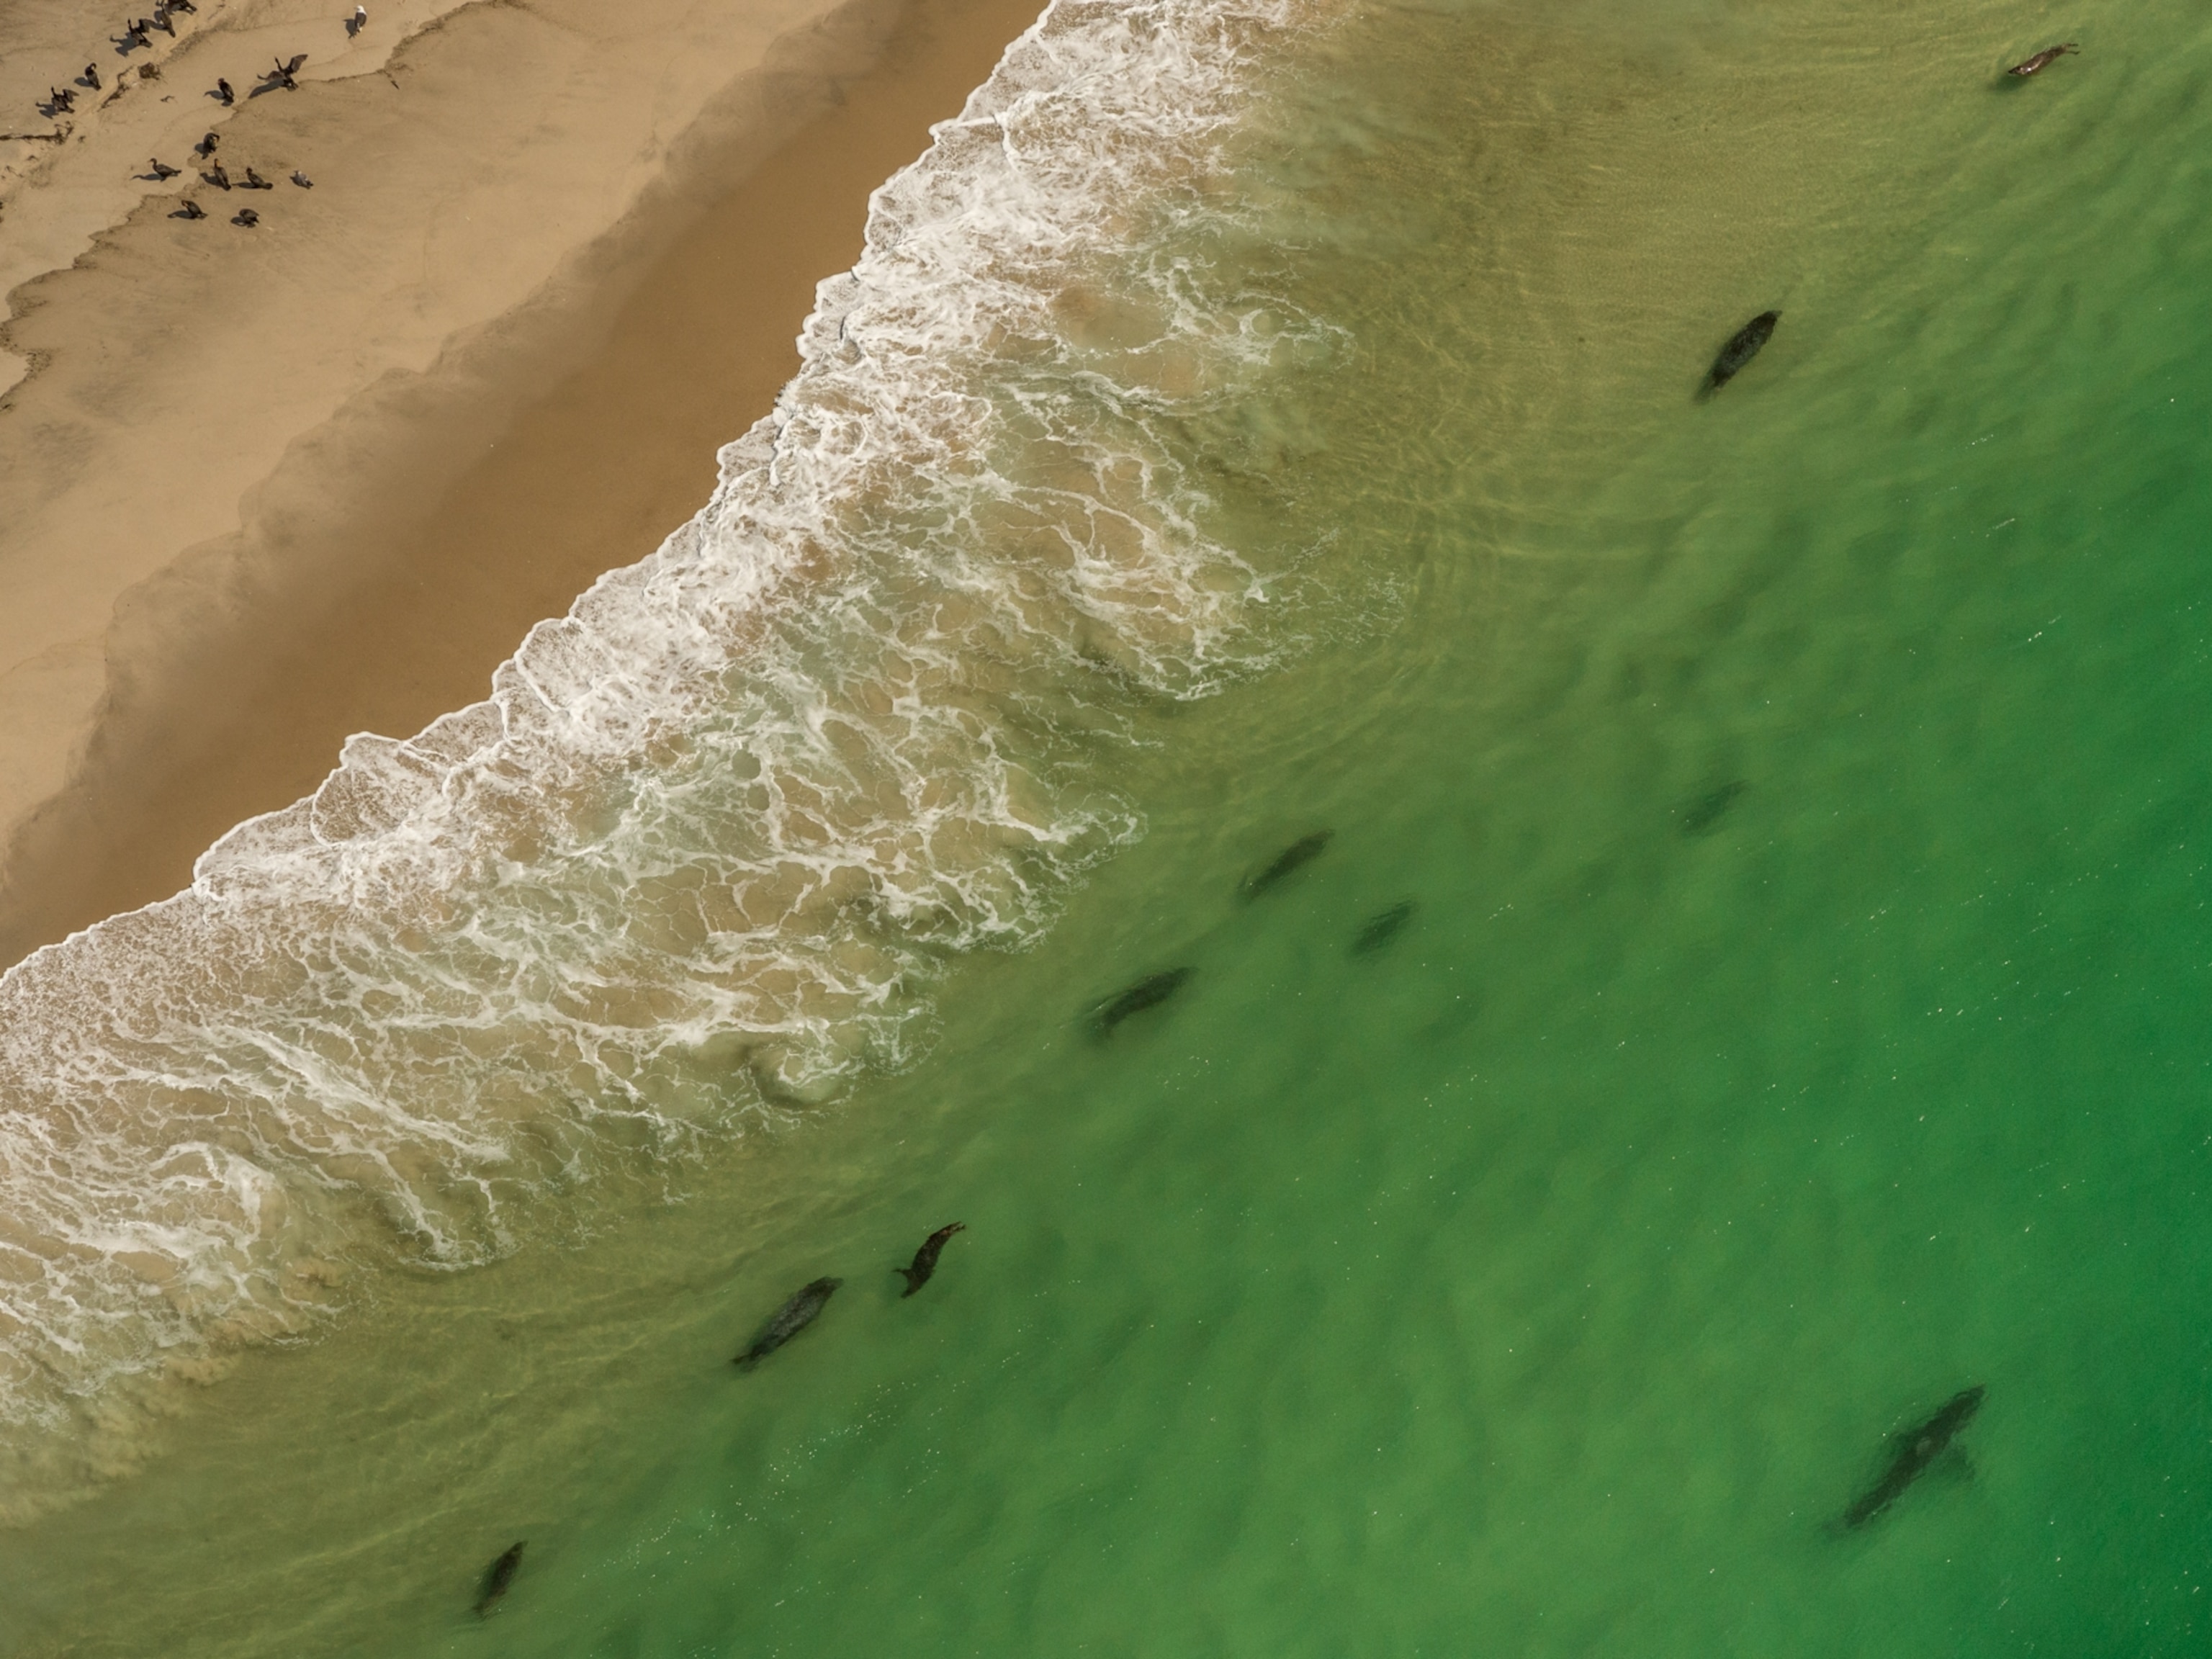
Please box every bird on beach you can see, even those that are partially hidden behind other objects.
[242,167,272,189]
[214,77,234,104]
[232,206,259,227]
[149,156,180,179]
[124,18,152,47]
[204,161,230,189]
[81,63,102,91]
[175,197,205,218]
[153,6,175,32]
[48,86,76,114]
[197,130,217,154]
[289,169,313,187]
[270,54,305,89]
[348,4,367,35]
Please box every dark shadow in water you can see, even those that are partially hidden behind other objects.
[1678,779,1748,837]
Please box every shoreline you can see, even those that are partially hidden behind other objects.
[0,0,1047,969]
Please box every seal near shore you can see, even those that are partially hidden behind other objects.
[1090,967,1194,1037]
[734,1277,842,1370]
[1241,830,1333,900]
[1678,780,1748,837]
[1841,1385,1985,1529]
[897,1223,967,1297]
[474,1541,526,1617]
[2006,42,2077,77]
[1704,311,1779,394]
[1351,899,1416,956]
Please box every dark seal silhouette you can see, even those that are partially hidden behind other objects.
[1678,780,1748,837]
[1842,1385,1985,1528]
[1351,899,1416,956]
[474,1541,525,1617]
[734,1277,842,1370]
[2006,42,2077,77]
[1091,967,1192,1036]
[897,1223,966,1297]
[1704,311,1779,394]
[1241,830,1333,899]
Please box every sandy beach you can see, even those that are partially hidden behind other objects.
[0,0,1044,969]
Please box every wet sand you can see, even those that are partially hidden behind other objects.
[0,0,1046,969]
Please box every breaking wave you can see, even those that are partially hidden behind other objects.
[0,0,1344,1466]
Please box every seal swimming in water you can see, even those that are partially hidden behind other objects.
[1842,1385,1984,1529]
[474,1541,525,1617]
[1090,967,1193,1036]
[897,1223,966,1297]
[1678,780,1748,837]
[1351,899,1416,956]
[734,1277,842,1370]
[1241,830,1332,900]
[1704,311,1779,394]
[2006,42,2077,77]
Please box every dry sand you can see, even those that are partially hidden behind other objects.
[0,0,1048,968]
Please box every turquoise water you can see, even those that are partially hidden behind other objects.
[10,0,2212,1652]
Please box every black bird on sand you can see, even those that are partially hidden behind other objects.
[204,161,229,189]
[475,1542,525,1617]
[81,63,102,91]
[290,169,313,187]
[196,129,217,154]
[149,156,180,179]
[897,1223,966,1297]
[242,167,271,189]
[153,6,174,32]
[174,197,206,218]
[214,77,233,104]
[231,206,258,227]
[48,86,76,114]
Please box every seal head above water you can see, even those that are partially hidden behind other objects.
[2006,42,2077,77]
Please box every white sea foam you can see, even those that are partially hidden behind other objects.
[0,0,1344,1471]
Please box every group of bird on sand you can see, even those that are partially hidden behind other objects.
[37,3,369,228]
[469,1221,969,1619]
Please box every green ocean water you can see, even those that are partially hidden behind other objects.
[11,0,2212,1652]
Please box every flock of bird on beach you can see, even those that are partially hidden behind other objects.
[35,2,369,228]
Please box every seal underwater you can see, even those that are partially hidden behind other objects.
[1351,899,1416,956]
[1704,311,1779,394]
[1678,780,1748,837]
[474,1541,525,1617]
[1090,968,1193,1036]
[1841,1385,1985,1528]
[734,1277,842,1370]
[1241,830,1333,900]
[897,1223,967,1297]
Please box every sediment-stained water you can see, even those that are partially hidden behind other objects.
[8,0,2212,1652]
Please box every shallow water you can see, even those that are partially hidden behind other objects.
[10,0,2212,1651]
